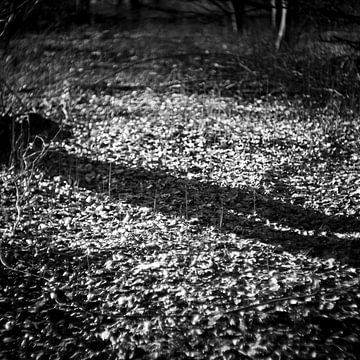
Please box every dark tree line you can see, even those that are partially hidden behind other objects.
[210,0,360,48]
[1,0,360,49]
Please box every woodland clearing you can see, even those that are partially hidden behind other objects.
[0,22,360,359]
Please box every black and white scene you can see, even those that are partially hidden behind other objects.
[0,0,360,359]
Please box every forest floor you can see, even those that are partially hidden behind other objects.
[0,22,360,359]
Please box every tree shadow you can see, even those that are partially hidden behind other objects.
[42,149,360,267]
[0,236,117,359]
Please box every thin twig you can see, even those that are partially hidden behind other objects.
[221,291,319,315]
[0,113,63,284]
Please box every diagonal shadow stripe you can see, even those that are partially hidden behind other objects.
[43,149,360,266]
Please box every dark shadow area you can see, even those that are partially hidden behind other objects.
[0,113,72,166]
[0,240,116,359]
[43,149,360,267]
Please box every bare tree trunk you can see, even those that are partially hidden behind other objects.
[271,0,288,50]
[118,0,141,23]
[74,0,91,22]
[230,0,246,33]
[287,0,299,45]
[130,0,141,23]
[271,0,276,28]
[275,0,287,49]
[75,0,89,13]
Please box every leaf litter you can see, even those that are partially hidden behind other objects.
[0,25,360,360]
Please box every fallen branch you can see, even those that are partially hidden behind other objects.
[221,291,319,315]
[219,278,360,316]
[310,87,344,97]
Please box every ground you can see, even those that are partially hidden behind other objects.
[0,21,359,360]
